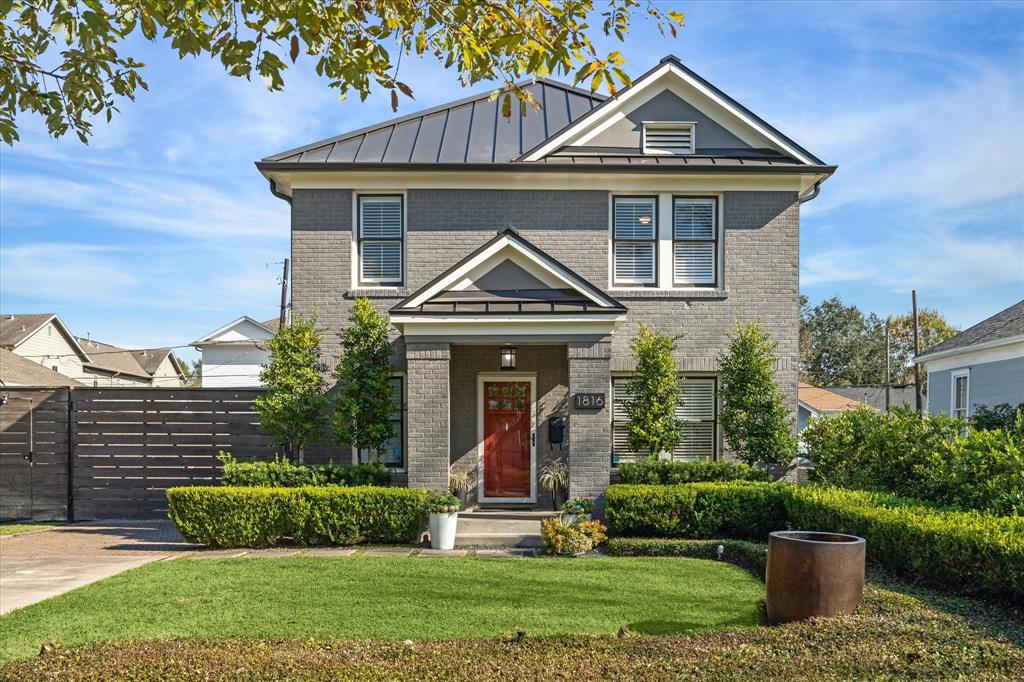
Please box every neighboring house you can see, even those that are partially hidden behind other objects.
[0,348,81,387]
[190,317,279,387]
[916,299,1024,420]
[0,313,187,387]
[797,382,870,433]
[257,55,835,506]
[823,385,917,413]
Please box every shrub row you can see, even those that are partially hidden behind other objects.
[218,453,392,488]
[607,537,768,578]
[802,407,1024,515]
[615,459,770,485]
[605,482,1024,602]
[166,486,426,547]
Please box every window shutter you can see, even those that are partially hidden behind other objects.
[360,197,402,238]
[674,243,715,284]
[673,200,715,240]
[361,242,402,282]
[614,242,656,283]
[612,379,647,463]
[613,198,656,239]
[672,378,717,461]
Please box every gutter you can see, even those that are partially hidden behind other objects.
[914,334,1024,364]
[799,179,823,203]
[257,161,838,175]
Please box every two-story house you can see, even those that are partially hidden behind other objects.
[258,56,835,507]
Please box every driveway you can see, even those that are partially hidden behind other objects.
[0,520,195,614]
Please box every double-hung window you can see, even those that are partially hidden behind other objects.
[952,370,970,423]
[673,197,718,286]
[358,195,403,286]
[357,376,405,468]
[611,375,718,464]
[612,196,657,286]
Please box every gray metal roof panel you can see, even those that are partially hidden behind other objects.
[383,119,420,163]
[410,111,447,163]
[438,103,474,162]
[326,136,361,162]
[466,98,498,163]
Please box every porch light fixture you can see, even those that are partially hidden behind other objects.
[500,346,517,371]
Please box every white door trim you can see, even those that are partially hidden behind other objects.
[476,372,537,504]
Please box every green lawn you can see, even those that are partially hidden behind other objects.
[0,522,59,536]
[0,556,763,664]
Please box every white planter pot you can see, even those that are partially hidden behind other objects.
[560,512,593,526]
[429,512,459,550]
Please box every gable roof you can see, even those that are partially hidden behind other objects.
[0,348,82,387]
[257,56,834,182]
[916,299,1024,362]
[76,337,185,381]
[799,382,871,413]
[392,227,626,316]
[263,80,604,166]
[191,316,277,346]
[823,385,917,412]
[0,313,92,362]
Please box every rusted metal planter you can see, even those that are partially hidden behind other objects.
[765,530,866,625]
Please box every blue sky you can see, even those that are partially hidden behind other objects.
[1,1,1022,363]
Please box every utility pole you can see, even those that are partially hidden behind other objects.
[885,317,891,412]
[912,290,922,414]
[278,258,289,328]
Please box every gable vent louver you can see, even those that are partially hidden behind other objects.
[643,122,695,155]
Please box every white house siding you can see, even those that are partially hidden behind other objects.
[201,345,268,387]
[13,321,90,382]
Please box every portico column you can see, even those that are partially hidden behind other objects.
[406,341,450,491]
[567,339,612,506]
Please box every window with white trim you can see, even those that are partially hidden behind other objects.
[358,195,403,285]
[673,197,718,287]
[952,370,969,422]
[612,196,657,285]
[611,375,718,464]
[643,122,695,155]
[357,376,404,468]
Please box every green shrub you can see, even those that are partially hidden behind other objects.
[607,537,767,578]
[616,459,770,485]
[604,482,788,540]
[802,407,1023,515]
[217,453,391,488]
[603,482,1024,602]
[166,486,426,548]
[971,403,1024,431]
[540,518,606,556]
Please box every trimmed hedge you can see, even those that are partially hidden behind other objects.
[166,486,426,548]
[605,482,1024,602]
[218,453,392,488]
[615,459,770,485]
[607,537,768,578]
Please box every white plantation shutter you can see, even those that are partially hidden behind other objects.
[612,376,717,465]
[358,196,403,284]
[613,197,656,284]
[673,198,717,286]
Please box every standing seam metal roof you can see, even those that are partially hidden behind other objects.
[264,80,605,165]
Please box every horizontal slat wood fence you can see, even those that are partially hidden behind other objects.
[71,387,274,519]
[0,388,70,520]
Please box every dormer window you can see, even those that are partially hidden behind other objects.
[642,122,695,155]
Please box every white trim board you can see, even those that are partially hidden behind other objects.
[476,373,537,504]
[916,336,1024,369]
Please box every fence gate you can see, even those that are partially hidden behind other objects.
[0,388,70,520]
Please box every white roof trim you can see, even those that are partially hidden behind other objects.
[798,400,820,416]
[393,316,625,338]
[915,333,1024,364]
[11,313,93,363]
[191,316,276,346]
[523,62,816,165]
[397,234,616,310]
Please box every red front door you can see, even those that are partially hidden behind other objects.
[483,381,532,499]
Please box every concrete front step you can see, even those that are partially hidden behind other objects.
[453,510,556,548]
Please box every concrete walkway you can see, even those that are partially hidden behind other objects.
[0,520,196,615]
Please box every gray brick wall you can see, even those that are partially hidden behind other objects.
[406,342,450,490]
[568,340,612,505]
[291,187,801,486]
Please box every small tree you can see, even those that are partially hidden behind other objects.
[253,312,328,463]
[718,321,797,467]
[331,298,396,461]
[627,324,684,458]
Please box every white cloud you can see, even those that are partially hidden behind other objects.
[0,243,140,303]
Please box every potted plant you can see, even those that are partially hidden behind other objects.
[560,497,595,525]
[538,459,569,511]
[449,465,473,510]
[425,491,461,550]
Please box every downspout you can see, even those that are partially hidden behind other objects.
[799,180,823,204]
[267,178,292,204]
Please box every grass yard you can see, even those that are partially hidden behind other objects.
[0,522,59,537]
[0,556,763,665]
